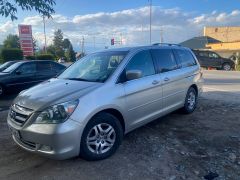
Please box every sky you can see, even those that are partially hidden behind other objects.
[1,0,240,52]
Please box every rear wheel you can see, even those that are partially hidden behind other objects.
[80,112,123,161]
[222,63,231,71]
[181,87,198,114]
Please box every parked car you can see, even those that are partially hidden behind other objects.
[0,60,66,96]
[7,44,203,160]
[192,50,235,71]
[0,61,19,72]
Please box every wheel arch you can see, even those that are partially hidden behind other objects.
[189,84,198,96]
[91,108,126,133]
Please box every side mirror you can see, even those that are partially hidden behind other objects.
[126,70,142,81]
[15,70,22,75]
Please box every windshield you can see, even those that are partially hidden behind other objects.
[0,62,15,71]
[58,51,128,82]
[2,62,21,73]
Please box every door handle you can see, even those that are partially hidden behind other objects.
[164,77,170,82]
[152,80,159,85]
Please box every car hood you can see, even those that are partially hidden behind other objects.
[13,78,103,111]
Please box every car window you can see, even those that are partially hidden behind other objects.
[209,52,219,58]
[17,63,36,74]
[51,62,65,71]
[37,61,52,71]
[199,52,209,57]
[58,51,128,83]
[151,49,178,73]
[176,49,197,68]
[125,50,155,78]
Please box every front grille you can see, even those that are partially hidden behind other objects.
[10,104,33,126]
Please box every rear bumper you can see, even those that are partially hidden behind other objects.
[8,117,83,160]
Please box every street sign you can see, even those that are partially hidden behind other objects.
[18,25,34,56]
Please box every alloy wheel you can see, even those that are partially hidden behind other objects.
[87,123,116,154]
[187,91,196,110]
[223,64,231,71]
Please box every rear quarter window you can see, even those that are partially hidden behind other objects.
[176,49,197,68]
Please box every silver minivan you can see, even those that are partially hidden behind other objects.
[7,44,203,160]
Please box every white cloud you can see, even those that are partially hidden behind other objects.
[1,7,240,52]
[0,21,14,33]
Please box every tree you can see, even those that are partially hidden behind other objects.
[3,34,20,48]
[63,38,71,49]
[33,37,38,53]
[65,44,76,62]
[63,38,76,62]
[46,45,56,57]
[53,29,64,58]
[0,0,55,20]
[1,48,23,62]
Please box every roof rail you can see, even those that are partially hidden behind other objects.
[152,43,181,47]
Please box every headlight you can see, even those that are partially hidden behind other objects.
[35,100,79,124]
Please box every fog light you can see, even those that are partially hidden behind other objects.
[39,145,52,152]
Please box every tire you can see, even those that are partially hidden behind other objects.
[80,112,123,161]
[180,87,198,114]
[222,63,231,71]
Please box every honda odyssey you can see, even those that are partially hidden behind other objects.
[7,44,203,160]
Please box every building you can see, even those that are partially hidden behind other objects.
[180,36,220,49]
[204,26,240,42]
[204,26,240,57]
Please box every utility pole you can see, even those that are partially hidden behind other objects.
[149,0,152,44]
[160,27,163,43]
[43,16,47,53]
[93,36,96,50]
[81,36,85,55]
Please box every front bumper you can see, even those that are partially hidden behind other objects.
[7,115,83,160]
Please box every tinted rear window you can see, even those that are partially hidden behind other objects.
[37,61,51,71]
[151,49,178,73]
[176,49,197,68]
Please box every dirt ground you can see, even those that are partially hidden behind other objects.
[0,97,239,180]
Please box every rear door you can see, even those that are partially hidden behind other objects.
[36,61,55,83]
[151,48,186,112]
[121,49,163,129]
[50,62,66,75]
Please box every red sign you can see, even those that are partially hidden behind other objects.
[18,25,34,56]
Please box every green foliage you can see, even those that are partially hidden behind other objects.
[63,38,71,49]
[53,29,64,58]
[25,54,54,60]
[65,44,76,62]
[236,59,240,71]
[1,48,23,62]
[3,34,20,48]
[0,0,56,20]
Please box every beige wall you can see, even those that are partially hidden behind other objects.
[206,42,240,50]
[204,26,240,42]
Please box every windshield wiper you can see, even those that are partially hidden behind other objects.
[66,78,93,82]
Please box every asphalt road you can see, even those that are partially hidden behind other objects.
[202,70,240,103]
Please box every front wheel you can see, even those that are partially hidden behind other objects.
[180,87,198,114]
[80,112,123,161]
[222,63,231,71]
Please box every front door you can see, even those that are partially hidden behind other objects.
[122,50,163,129]
[8,62,37,91]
